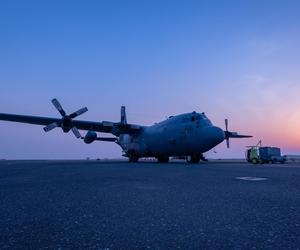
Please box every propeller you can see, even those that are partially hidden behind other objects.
[43,98,88,138]
[224,118,252,148]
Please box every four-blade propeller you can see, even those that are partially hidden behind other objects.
[224,118,252,148]
[43,98,88,138]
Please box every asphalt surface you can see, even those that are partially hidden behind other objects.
[1,160,300,250]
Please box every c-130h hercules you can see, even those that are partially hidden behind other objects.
[0,99,252,163]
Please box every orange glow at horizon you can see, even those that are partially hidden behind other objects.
[239,110,300,154]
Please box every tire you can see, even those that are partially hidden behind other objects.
[200,154,208,162]
[252,158,258,164]
[128,151,139,163]
[157,156,169,163]
[187,154,201,164]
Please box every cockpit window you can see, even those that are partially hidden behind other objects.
[182,115,203,123]
[200,113,208,119]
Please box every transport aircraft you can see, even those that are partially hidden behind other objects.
[0,99,252,163]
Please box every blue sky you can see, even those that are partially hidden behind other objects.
[0,0,300,159]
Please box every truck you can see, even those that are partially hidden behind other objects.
[245,141,287,164]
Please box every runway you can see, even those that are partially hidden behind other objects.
[1,160,300,249]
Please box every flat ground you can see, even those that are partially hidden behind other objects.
[0,160,300,249]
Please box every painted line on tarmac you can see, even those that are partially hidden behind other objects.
[235,176,268,181]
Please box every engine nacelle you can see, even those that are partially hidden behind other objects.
[84,130,97,144]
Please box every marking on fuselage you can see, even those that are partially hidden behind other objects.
[235,177,268,181]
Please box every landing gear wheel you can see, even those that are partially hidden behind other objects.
[128,151,139,163]
[187,154,201,164]
[157,156,169,163]
[200,154,208,162]
[252,158,258,164]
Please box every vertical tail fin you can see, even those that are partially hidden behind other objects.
[121,106,127,124]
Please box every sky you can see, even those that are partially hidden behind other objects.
[0,0,300,159]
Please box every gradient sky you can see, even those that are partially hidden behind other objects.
[0,0,300,159]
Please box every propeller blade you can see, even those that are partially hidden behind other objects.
[121,106,127,124]
[71,127,81,138]
[52,99,66,117]
[43,122,59,132]
[69,107,88,119]
[225,119,228,132]
[228,134,252,138]
[226,138,230,148]
[96,137,117,142]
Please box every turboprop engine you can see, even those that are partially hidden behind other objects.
[84,130,97,144]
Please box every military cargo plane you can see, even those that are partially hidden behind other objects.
[0,99,252,163]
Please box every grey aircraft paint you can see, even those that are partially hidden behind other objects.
[119,112,224,157]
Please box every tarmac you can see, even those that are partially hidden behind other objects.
[1,160,300,249]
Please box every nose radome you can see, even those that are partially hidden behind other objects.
[211,126,225,144]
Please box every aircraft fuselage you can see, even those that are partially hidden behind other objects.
[117,112,225,160]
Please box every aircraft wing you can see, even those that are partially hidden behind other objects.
[0,113,142,135]
[0,113,58,126]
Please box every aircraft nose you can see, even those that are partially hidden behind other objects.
[210,126,225,144]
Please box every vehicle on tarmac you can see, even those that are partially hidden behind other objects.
[0,99,252,163]
[246,141,286,164]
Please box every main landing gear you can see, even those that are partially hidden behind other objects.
[156,156,169,163]
[128,151,139,163]
[186,153,207,164]
[127,152,207,164]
